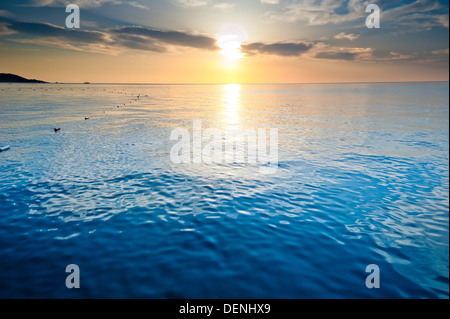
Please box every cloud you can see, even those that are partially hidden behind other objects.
[30,0,150,9]
[172,0,209,7]
[0,24,16,36]
[387,13,449,33]
[0,10,14,18]
[213,2,235,11]
[0,18,120,54]
[334,32,359,41]
[312,44,374,61]
[312,46,445,64]
[261,0,279,4]
[386,51,416,61]
[410,49,449,65]
[315,51,360,60]
[379,0,449,31]
[0,17,113,42]
[431,48,449,55]
[31,0,121,7]
[263,0,365,25]
[382,0,441,19]
[263,0,448,30]
[241,41,314,57]
[241,38,445,65]
[239,38,430,64]
[128,1,150,10]
[425,48,449,64]
[14,37,122,55]
[112,34,166,53]
[438,14,449,28]
[0,15,220,54]
[111,26,219,50]
[172,0,236,10]
[5,20,113,43]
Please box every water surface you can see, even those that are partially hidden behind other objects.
[0,82,448,298]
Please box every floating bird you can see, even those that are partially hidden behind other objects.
[85,117,90,120]
[54,127,61,132]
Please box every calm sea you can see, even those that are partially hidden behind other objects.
[0,82,448,298]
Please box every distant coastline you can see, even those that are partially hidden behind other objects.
[0,73,48,83]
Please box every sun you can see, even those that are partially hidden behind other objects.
[217,24,247,61]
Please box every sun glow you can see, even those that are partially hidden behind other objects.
[217,24,247,62]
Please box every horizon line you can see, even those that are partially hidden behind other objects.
[16,80,450,85]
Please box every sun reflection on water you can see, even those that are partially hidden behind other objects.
[223,84,241,127]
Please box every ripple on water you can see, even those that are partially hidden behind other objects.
[0,83,448,298]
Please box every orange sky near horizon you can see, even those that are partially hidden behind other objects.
[2,46,448,84]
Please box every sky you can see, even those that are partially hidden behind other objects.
[0,0,448,83]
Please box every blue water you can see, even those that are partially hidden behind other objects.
[0,82,448,298]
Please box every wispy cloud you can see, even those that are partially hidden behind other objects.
[263,0,364,25]
[260,0,280,4]
[410,49,449,65]
[111,26,219,50]
[0,19,120,54]
[382,0,449,31]
[128,1,150,10]
[313,44,374,61]
[31,0,121,7]
[240,39,379,63]
[30,0,150,9]
[0,15,219,54]
[0,24,16,36]
[111,34,166,53]
[239,36,447,66]
[263,0,448,30]
[213,2,235,12]
[381,0,441,20]
[438,14,449,28]
[2,19,113,43]
[385,51,416,61]
[334,32,359,41]
[432,48,449,55]
[241,41,314,57]
[0,10,15,18]
[14,37,122,55]
[172,0,209,7]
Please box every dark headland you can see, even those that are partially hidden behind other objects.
[0,73,47,83]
